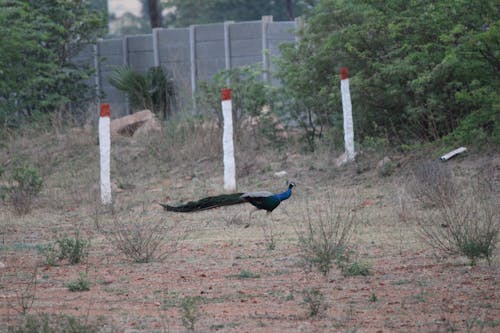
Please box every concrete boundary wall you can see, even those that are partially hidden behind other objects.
[82,16,299,118]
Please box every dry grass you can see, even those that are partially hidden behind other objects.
[106,206,186,263]
[0,121,499,332]
[295,191,360,276]
[407,162,499,265]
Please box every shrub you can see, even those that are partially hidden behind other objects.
[6,165,43,215]
[0,1,106,128]
[296,194,358,276]
[38,232,90,266]
[14,267,38,315]
[301,288,326,317]
[56,232,90,265]
[275,1,499,144]
[180,297,200,332]
[37,243,58,267]
[107,208,184,263]
[227,269,260,279]
[338,259,371,277]
[408,161,457,208]
[410,164,498,265]
[108,65,175,119]
[196,66,269,132]
[378,158,394,178]
[66,272,90,292]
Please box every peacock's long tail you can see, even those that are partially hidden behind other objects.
[160,193,245,212]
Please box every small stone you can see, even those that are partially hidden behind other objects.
[274,170,288,178]
[102,275,115,285]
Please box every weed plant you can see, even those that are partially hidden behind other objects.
[301,288,326,317]
[339,259,371,277]
[13,267,38,315]
[3,164,42,215]
[180,296,200,332]
[409,161,457,208]
[408,163,498,265]
[8,313,108,333]
[38,231,90,266]
[107,207,184,263]
[66,272,90,292]
[296,193,359,276]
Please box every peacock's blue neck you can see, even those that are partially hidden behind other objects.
[275,187,292,201]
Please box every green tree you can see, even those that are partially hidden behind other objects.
[163,0,313,27]
[276,0,499,147]
[196,66,269,131]
[0,0,106,128]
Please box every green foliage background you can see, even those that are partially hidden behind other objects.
[0,0,106,128]
[163,0,317,27]
[196,66,269,130]
[276,0,499,147]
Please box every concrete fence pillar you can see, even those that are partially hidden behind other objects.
[189,25,197,109]
[261,15,273,82]
[152,28,161,67]
[122,36,130,114]
[224,21,233,74]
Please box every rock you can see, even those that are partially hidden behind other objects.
[0,262,5,269]
[274,170,288,178]
[102,275,115,285]
[110,110,160,138]
[377,156,392,169]
[335,152,356,166]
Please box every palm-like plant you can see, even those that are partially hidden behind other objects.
[108,65,175,118]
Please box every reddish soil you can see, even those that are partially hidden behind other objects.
[0,130,498,332]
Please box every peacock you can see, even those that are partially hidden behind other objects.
[161,181,296,213]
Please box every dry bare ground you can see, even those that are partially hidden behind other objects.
[0,123,498,332]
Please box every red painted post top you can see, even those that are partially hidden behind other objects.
[221,88,231,101]
[100,103,110,117]
[340,67,349,80]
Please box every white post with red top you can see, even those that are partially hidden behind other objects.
[221,88,236,191]
[99,103,112,204]
[341,67,355,162]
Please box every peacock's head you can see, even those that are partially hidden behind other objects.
[287,181,296,189]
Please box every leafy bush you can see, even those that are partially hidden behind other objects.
[108,65,175,118]
[196,66,269,133]
[37,232,90,266]
[5,165,43,215]
[0,0,106,127]
[66,272,90,292]
[180,297,200,332]
[378,159,394,178]
[338,259,371,277]
[409,164,499,265]
[56,232,90,265]
[276,0,499,145]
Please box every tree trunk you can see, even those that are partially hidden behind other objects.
[285,0,294,20]
[148,0,162,28]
